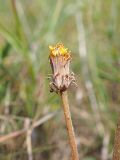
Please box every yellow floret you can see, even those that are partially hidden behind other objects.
[49,46,54,51]
[49,43,70,57]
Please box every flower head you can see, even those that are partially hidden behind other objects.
[49,43,75,93]
[49,43,71,59]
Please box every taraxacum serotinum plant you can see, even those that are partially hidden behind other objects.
[49,43,79,160]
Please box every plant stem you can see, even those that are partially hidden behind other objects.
[60,91,79,160]
[112,115,120,160]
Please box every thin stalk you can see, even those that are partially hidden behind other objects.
[112,115,120,160]
[60,91,79,160]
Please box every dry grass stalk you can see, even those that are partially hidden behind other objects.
[0,129,25,143]
[25,118,33,160]
[112,116,120,160]
[0,112,57,143]
[76,12,104,135]
[49,43,79,160]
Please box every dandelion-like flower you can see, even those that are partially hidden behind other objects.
[49,43,75,93]
[48,43,79,160]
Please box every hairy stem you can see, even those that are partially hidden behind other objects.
[60,91,79,160]
[112,116,120,160]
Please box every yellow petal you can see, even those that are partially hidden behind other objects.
[49,45,54,51]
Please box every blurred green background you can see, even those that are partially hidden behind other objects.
[0,0,120,159]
